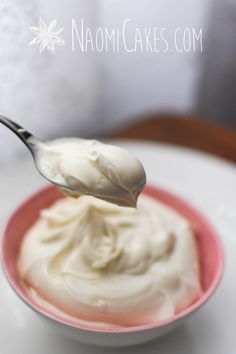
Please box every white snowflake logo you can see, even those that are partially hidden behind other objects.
[29,17,65,54]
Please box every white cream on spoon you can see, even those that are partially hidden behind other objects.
[36,138,146,207]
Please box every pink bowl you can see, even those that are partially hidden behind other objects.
[1,185,224,347]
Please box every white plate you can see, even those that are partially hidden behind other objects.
[1,140,236,353]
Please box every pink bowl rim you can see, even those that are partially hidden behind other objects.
[1,184,224,333]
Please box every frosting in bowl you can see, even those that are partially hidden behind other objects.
[35,138,146,207]
[18,194,202,326]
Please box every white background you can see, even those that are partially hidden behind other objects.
[0,0,215,162]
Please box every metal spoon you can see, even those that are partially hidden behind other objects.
[0,114,146,207]
[0,114,72,191]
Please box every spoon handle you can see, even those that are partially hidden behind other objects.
[0,114,40,150]
[0,114,32,139]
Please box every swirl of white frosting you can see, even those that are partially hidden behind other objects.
[19,194,202,326]
[36,139,146,207]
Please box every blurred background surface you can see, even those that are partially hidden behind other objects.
[0,0,235,163]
